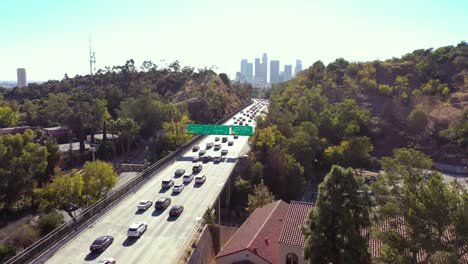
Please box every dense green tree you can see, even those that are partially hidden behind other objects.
[372,148,467,263]
[0,130,48,209]
[324,136,374,170]
[246,180,275,214]
[82,161,118,205]
[0,105,18,127]
[37,211,64,236]
[302,165,371,264]
[37,139,61,186]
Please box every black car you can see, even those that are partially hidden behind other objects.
[161,179,174,188]
[234,135,239,139]
[89,235,114,253]
[174,169,185,177]
[192,145,200,152]
[202,156,212,163]
[192,164,203,172]
[222,137,228,143]
[228,141,234,146]
[199,149,207,156]
[155,197,171,210]
[169,205,184,217]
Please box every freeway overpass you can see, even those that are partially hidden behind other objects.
[43,100,267,264]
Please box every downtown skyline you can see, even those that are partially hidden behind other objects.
[1,0,467,81]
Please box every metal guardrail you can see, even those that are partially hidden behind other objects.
[5,100,253,264]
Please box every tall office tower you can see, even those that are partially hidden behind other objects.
[235,72,241,81]
[294,59,303,76]
[254,58,261,82]
[284,65,293,82]
[270,60,280,84]
[17,68,27,88]
[240,59,248,82]
[246,63,253,83]
[262,53,268,84]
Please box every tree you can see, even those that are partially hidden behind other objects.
[0,106,18,128]
[82,161,118,205]
[246,180,275,214]
[37,139,61,186]
[10,224,40,249]
[302,165,371,264]
[408,108,428,131]
[162,114,192,149]
[37,211,65,236]
[0,130,48,209]
[36,170,84,219]
[324,136,374,170]
[372,148,467,263]
[0,245,16,263]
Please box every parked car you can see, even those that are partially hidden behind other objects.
[172,183,185,193]
[137,200,153,211]
[195,175,206,184]
[199,149,207,156]
[174,169,185,177]
[97,258,116,264]
[222,137,228,143]
[169,205,184,217]
[161,179,174,189]
[192,164,203,173]
[192,145,200,152]
[127,222,147,238]
[183,174,194,183]
[228,141,234,146]
[90,236,114,253]
[221,149,228,155]
[155,197,171,210]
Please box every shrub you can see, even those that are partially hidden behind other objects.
[408,109,428,131]
[378,84,393,96]
[0,245,16,262]
[10,224,40,249]
[37,211,64,236]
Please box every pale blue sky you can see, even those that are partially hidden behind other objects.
[0,0,467,81]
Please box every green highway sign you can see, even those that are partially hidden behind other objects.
[231,125,254,136]
[187,124,230,135]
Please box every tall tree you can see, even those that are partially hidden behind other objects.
[82,160,118,205]
[246,180,275,214]
[0,106,18,128]
[302,165,371,264]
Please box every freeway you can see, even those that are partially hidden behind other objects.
[45,100,268,264]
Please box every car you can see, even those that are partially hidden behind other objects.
[239,121,244,125]
[192,164,203,172]
[199,149,207,156]
[89,235,114,253]
[202,155,212,163]
[234,121,238,125]
[244,123,249,126]
[206,142,214,149]
[174,169,185,177]
[234,135,239,139]
[155,197,171,210]
[215,136,220,141]
[213,156,221,163]
[221,149,228,155]
[222,137,228,143]
[97,257,116,264]
[169,205,184,217]
[127,222,147,238]
[172,183,185,193]
[137,200,153,211]
[214,143,221,150]
[192,145,200,152]
[228,141,234,146]
[161,179,174,188]
[183,174,194,183]
[195,175,206,184]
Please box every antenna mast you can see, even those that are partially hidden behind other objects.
[89,35,96,75]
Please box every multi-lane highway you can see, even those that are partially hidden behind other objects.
[45,100,268,264]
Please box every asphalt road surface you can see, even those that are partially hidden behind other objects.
[45,100,267,264]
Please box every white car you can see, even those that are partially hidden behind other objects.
[127,222,147,238]
[183,174,194,183]
[195,175,206,184]
[172,183,185,193]
[137,200,152,211]
[97,258,116,264]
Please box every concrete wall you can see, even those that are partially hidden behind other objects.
[188,225,216,264]
[278,244,307,264]
[216,249,270,264]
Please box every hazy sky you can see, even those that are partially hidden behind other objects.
[0,0,467,81]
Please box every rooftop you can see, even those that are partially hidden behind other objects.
[278,201,315,247]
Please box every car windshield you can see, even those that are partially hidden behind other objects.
[92,239,104,245]
[128,228,137,231]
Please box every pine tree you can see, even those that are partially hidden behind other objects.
[302,165,371,264]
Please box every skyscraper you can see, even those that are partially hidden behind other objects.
[254,58,261,81]
[270,60,280,84]
[284,65,292,82]
[240,59,248,82]
[17,68,27,88]
[262,53,268,85]
[294,59,303,76]
[246,63,253,83]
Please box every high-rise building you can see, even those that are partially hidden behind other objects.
[17,68,27,88]
[240,59,248,82]
[262,53,268,85]
[294,59,303,76]
[284,65,292,82]
[270,60,280,84]
[254,58,261,82]
[246,63,253,82]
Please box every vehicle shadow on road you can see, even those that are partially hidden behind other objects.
[159,188,169,193]
[84,252,101,261]
[225,158,238,163]
[151,209,165,217]
[134,209,145,215]
[167,216,178,222]
[194,183,203,188]
[175,156,195,162]
[170,192,180,196]
[122,237,138,247]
